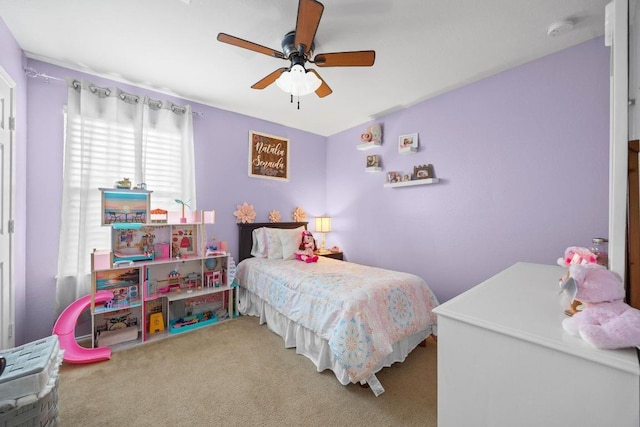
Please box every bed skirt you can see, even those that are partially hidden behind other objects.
[237,286,433,386]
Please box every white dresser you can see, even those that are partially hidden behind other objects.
[433,262,639,427]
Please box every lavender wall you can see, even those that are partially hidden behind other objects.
[2,12,609,344]
[326,38,610,303]
[0,18,28,345]
[23,60,326,343]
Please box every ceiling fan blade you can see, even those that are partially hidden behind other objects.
[217,33,285,59]
[308,69,332,98]
[313,51,376,67]
[251,67,288,90]
[294,0,324,55]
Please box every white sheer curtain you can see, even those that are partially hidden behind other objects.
[55,79,196,316]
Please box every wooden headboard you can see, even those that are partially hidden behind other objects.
[237,222,308,262]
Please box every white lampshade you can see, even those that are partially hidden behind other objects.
[276,64,321,97]
[315,217,332,233]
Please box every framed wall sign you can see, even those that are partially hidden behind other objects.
[249,131,289,181]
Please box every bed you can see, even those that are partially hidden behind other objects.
[235,222,439,395]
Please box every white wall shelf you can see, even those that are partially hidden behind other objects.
[384,178,439,188]
[356,141,381,151]
[366,166,382,173]
[399,147,417,154]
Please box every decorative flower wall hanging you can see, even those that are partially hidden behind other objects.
[292,207,306,222]
[233,202,256,223]
[269,210,281,223]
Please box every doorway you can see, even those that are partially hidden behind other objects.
[0,66,15,349]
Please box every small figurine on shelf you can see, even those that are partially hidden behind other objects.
[175,198,191,223]
[115,177,131,189]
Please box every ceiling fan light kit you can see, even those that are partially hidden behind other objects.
[275,64,322,97]
[216,0,375,104]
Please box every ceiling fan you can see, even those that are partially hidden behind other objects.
[217,0,375,104]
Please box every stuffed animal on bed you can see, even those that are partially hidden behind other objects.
[560,263,640,350]
[295,231,318,263]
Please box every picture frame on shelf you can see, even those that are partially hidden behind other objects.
[398,133,418,154]
[386,171,401,183]
[365,154,382,172]
[356,123,383,150]
[413,164,434,179]
[360,123,382,144]
[366,155,380,168]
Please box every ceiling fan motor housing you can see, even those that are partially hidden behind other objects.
[282,30,314,63]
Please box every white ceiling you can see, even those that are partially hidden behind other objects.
[0,0,610,136]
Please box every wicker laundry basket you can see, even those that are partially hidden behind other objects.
[0,336,63,427]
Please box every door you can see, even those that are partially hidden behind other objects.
[0,67,15,349]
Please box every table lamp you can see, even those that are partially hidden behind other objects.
[314,217,332,251]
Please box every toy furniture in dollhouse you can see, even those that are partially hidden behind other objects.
[150,208,168,223]
[148,312,165,334]
[204,270,221,288]
[185,273,199,291]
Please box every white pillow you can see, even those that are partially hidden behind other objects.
[250,227,267,258]
[278,227,305,260]
[264,228,283,259]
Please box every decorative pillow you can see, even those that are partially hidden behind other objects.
[278,227,305,260]
[250,227,267,258]
[264,228,284,259]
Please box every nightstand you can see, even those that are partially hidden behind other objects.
[314,250,343,261]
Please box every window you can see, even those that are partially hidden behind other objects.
[55,80,195,315]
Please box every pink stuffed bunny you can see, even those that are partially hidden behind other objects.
[560,263,640,349]
[295,231,318,263]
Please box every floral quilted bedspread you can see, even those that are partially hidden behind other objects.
[236,257,439,383]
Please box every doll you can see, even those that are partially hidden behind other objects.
[295,231,318,263]
[557,246,598,316]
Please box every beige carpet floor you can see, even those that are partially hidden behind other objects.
[58,315,437,426]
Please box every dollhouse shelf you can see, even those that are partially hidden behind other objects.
[165,285,233,302]
[384,178,440,188]
[356,141,381,150]
[366,166,382,173]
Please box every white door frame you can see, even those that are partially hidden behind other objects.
[608,0,629,279]
[0,65,16,350]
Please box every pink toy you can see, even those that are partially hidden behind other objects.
[557,246,598,268]
[560,263,640,350]
[53,291,113,363]
[557,246,598,316]
[295,231,318,263]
